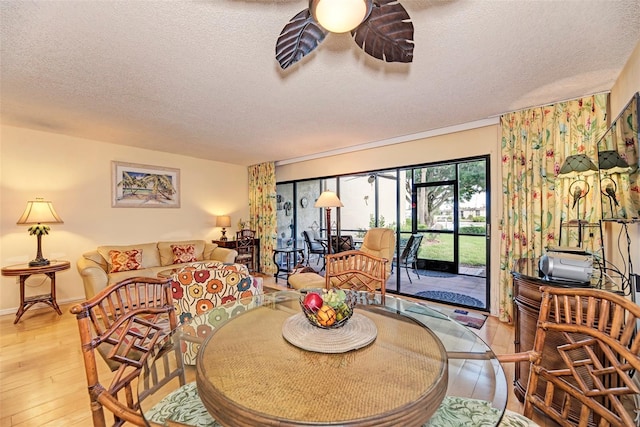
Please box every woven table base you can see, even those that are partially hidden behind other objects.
[282,312,377,353]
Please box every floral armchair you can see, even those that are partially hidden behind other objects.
[169,262,263,364]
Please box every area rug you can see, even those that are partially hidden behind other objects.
[447,309,488,329]
[416,290,484,309]
[419,270,456,278]
[406,304,488,330]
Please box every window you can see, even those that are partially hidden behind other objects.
[277,156,490,311]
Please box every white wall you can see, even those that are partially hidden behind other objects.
[611,41,640,116]
[0,125,249,314]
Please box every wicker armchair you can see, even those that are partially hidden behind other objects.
[70,277,182,427]
[498,286,640,426]
[324,250,389,300]
[324,228,395,301]
[289,228,395,294]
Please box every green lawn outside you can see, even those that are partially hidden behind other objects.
[419,233,486,267]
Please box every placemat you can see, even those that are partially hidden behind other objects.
[282,311,377,353]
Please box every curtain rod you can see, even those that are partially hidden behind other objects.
[489,90,611,118]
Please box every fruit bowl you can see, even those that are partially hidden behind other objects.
[300,289,357,329]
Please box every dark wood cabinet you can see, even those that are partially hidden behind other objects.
[511,267,544,401]
[512,260,632,426]
[511,259,593,402]
[213,239,261,272]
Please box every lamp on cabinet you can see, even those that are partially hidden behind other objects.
[559,154,598,221]
[216,215,231,241]
[558,154,598,247]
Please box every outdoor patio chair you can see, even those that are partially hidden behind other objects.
[330,235,355,253]
[395,233,423,283]
[303,230,327,270]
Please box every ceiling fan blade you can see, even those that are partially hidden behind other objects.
[275,9,328,69]
[345,172,397,181]
[352,0,414,63]
[378,173,397,180]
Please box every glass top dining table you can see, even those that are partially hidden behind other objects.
[138,290,508,427]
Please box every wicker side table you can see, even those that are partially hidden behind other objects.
[1,260,70,324]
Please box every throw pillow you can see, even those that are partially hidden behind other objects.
[172,244,197,264]
[109,249,142,273]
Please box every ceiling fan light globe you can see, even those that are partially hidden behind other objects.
[310,0,370,33]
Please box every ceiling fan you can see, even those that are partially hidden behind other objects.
[275,0,414,69]
[345,172,397,183]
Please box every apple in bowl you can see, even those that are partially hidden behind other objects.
[302,292,323,313]
[300,289,356,329]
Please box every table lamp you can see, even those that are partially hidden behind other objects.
[598,150,630,214]
[598,150,630,175]
[559,154,598,218]
[216,215,231,241]
[315,191,343,254]
[558,154,597,246]
[16,198,64,266]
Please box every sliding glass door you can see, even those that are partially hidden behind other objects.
[410,159,488,277]
[276,156,490,311]
[415,181,456,272]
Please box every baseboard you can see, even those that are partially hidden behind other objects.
[0,297,86,317]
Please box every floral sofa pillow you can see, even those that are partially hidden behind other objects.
[108,249,142,273]
[171,244,198,264]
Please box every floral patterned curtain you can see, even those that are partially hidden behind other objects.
[248,162,278,274]
[498,94,608,322]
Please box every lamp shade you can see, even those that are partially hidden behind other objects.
[216,215,231,228]
[558,154,598,177]
[597,150,630,174]
[310,0,371,33]
[16,198,63,225]
[315,191,343,208]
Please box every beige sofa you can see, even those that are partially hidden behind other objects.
[77,240,238,299]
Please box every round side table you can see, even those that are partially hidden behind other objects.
[1,260,70,324]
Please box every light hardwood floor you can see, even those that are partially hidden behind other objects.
[0,284,554,427]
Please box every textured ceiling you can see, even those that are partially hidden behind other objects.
[1,0,639,166]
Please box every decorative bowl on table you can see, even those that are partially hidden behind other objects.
[299,289,356,329]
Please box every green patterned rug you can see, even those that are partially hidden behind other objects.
[146,383,538,427]
[424,396,539,427]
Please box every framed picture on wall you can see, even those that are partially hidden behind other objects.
[111,161,180,208]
